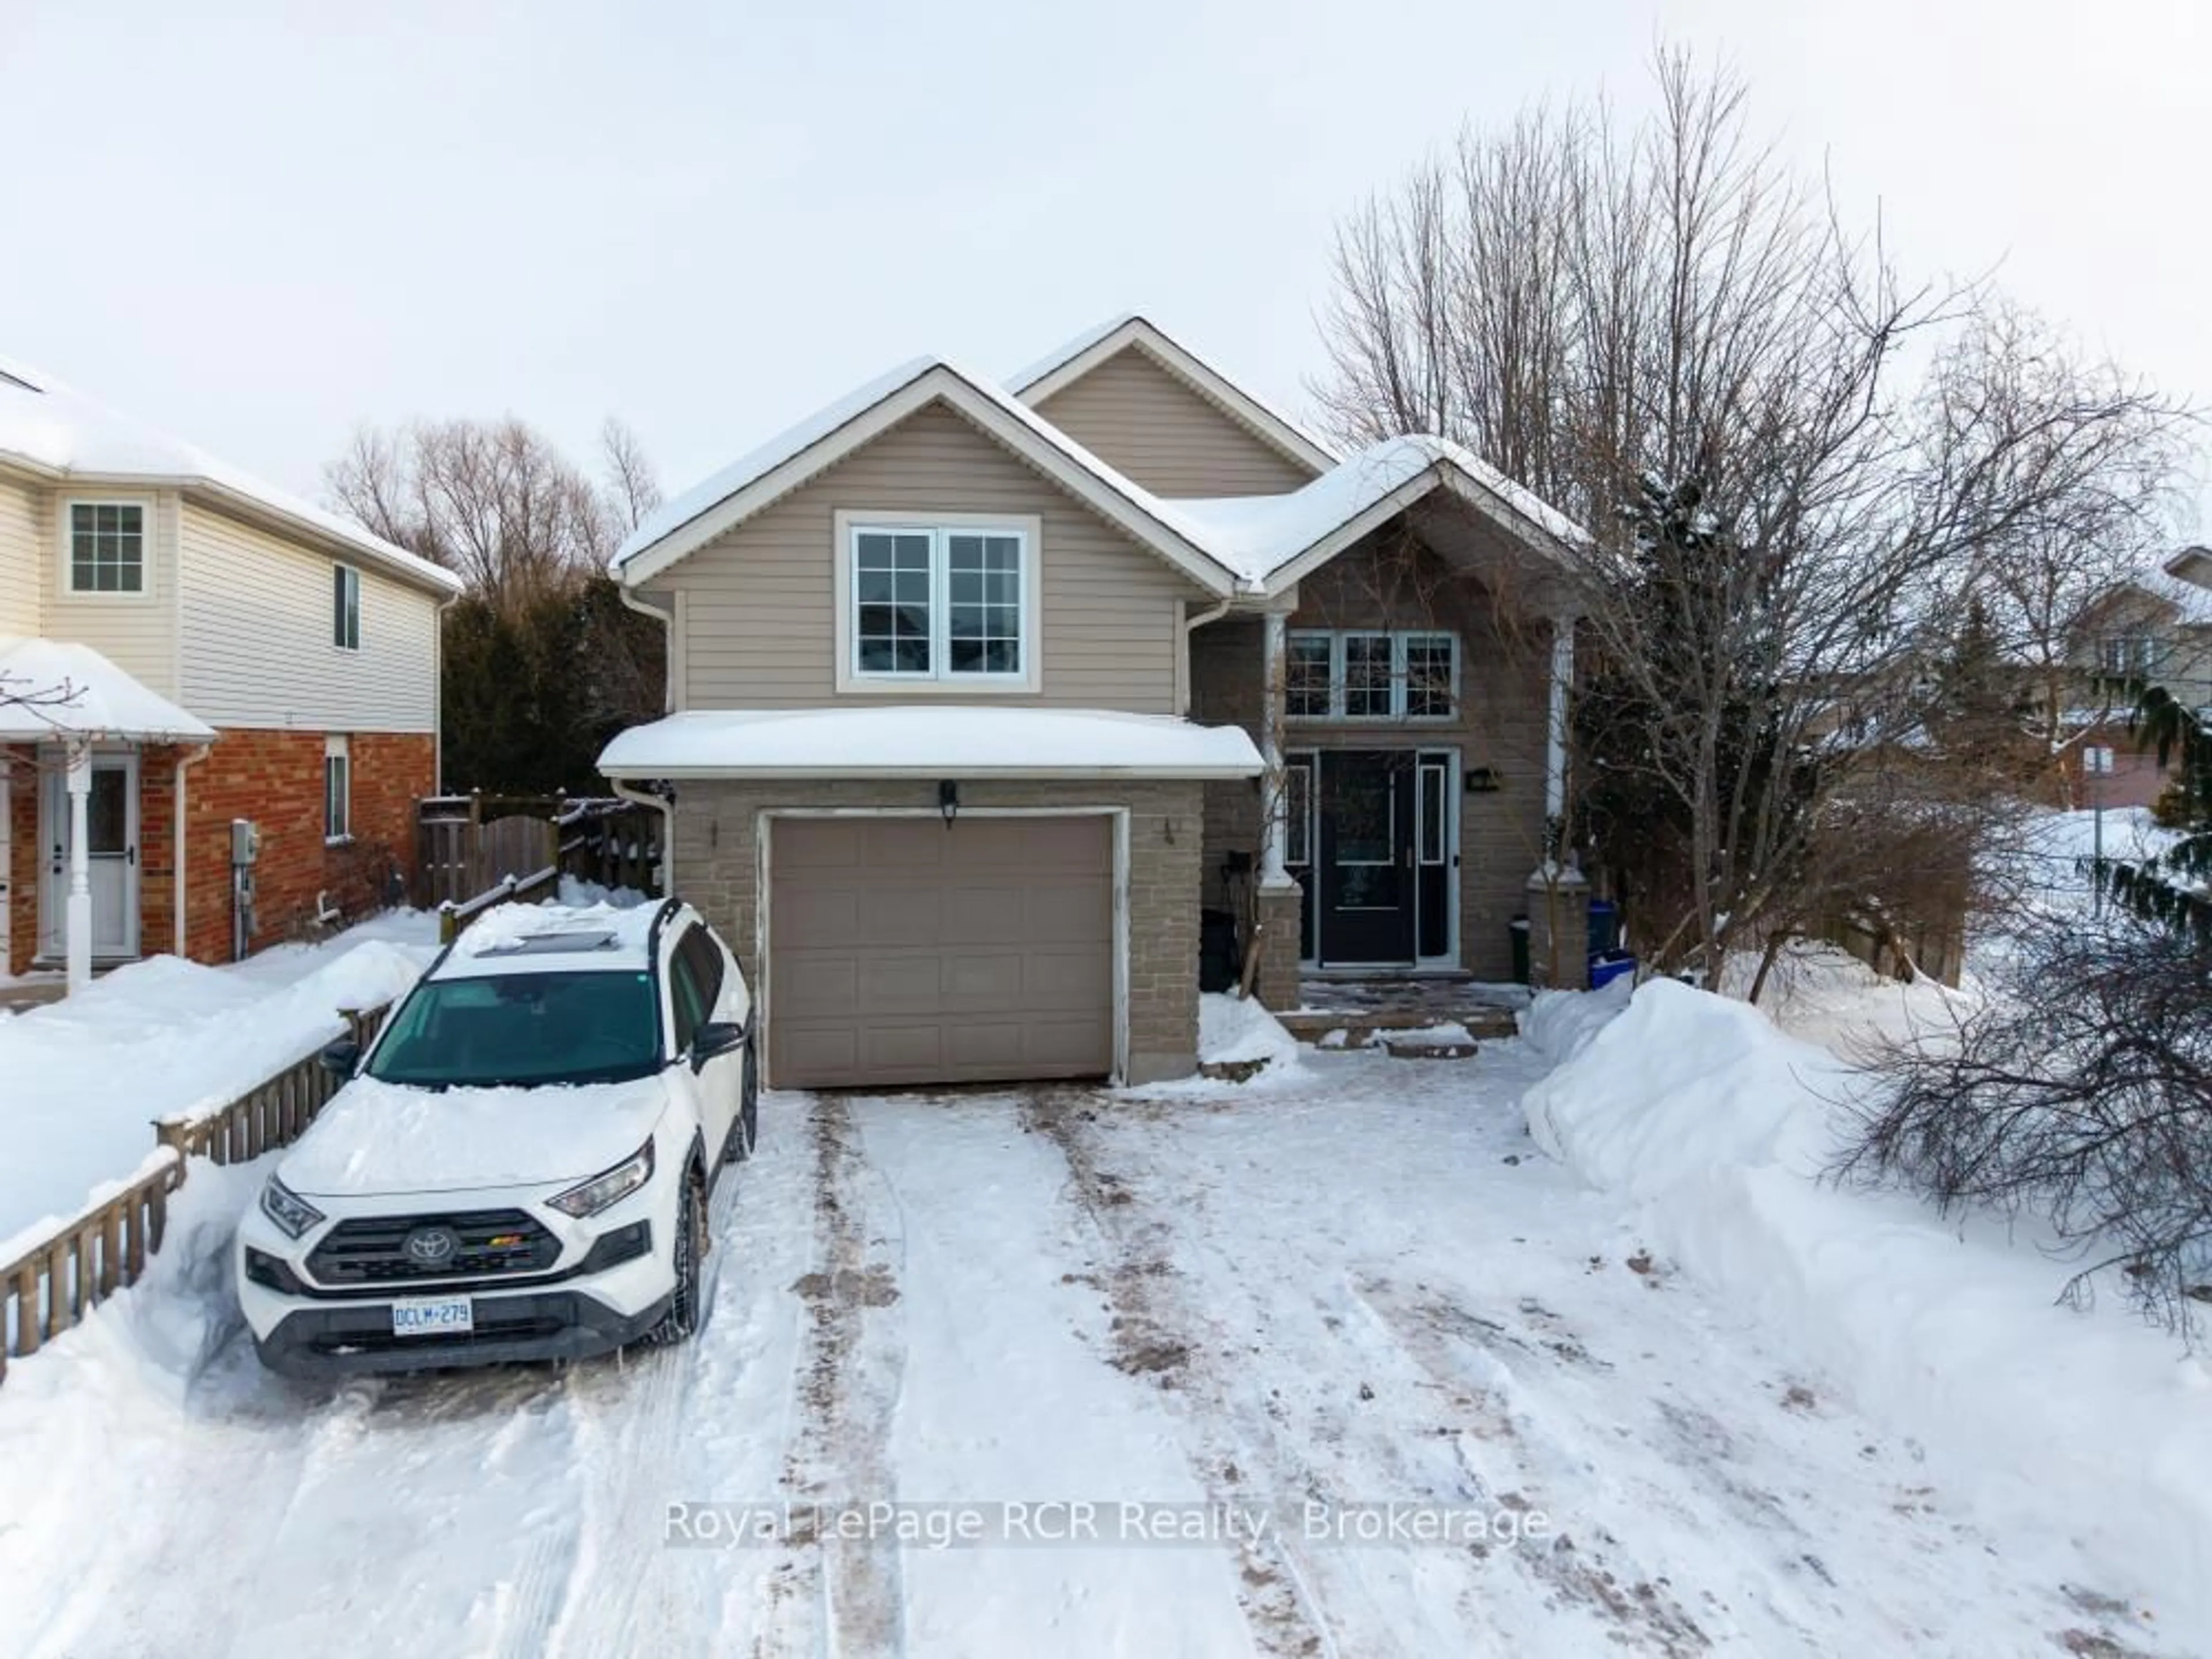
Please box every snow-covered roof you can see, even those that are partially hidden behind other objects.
[1161,434,1591,588]
[2139,548,2212,626]
[0,355,460,597]
[0,637,217,742]
[598,706,1264,780]
[610,359,1230,596]
[613,355,1588,601]
[1007,314,1339,476]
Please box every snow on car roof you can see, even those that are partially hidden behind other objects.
[436,901,666,978]
[598,706,1265,779]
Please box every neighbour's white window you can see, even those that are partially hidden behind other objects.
[1285,630,1459,721]
[67,501,145,593]
[324,735,351,842]
[334,565,361,650]
[848,522,1030,682]
[2100,633,2154,677]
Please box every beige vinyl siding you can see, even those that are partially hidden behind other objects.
[41,487,181,696]
[1031,345,1320,498]
[646,400,1208,714]
[177,499,438,732]
[0,474,41,635]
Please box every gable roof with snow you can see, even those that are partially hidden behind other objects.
[1010,315,1339,479]
[613,329,1589,602]
[611,359,1236,596]
[0,355,460,597]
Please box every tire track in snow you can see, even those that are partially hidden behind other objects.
[757,1092,908,1658]
[1024,1089,1335,1659]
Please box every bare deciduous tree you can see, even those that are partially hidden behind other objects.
[1316,47,2188,985]
[327,416,625,614]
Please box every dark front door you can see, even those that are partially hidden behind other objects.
[1316,751,1417,964]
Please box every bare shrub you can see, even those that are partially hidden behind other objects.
[1840,911,2212,1337]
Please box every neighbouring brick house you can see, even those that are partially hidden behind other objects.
[598,317,1584,1088]
[0,357,458,980]
[2058,548,2212,808]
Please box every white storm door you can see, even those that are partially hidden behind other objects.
[40,753,141,960]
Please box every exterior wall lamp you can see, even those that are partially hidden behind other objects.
[939,779,959,827]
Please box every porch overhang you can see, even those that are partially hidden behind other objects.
[598,706,1264,782]
[0,637,215,744]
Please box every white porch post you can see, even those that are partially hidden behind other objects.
[1543,613,1575,848]
[65,740,92,993]
[1260,608,1291,886]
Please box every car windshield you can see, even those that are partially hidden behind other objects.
[365,970,661,1089]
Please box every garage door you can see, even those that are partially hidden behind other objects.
[767,815,1115,1088]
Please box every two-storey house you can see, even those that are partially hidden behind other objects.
[2060,547,2212,806]
[600,318,1583,1087]
[1,357,459,983]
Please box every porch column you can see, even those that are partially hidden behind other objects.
[1543,612,1574,837]
[1529,611,1590,990]
[65,740,91,994]
[1252,605,1304,1009]
[1259,608,1291,886]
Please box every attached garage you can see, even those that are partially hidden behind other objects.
[597,706,1265,1086]
[766,813,1116,1089]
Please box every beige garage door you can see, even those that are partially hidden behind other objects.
[767,815,1115,1089]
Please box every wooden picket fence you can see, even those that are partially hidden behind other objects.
[0,1003,392,1386]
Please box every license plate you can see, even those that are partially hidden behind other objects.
[391,1295,474,1338]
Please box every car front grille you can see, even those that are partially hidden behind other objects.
[306,1209,561,1286]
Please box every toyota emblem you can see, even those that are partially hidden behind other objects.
[403,1226,460,1265]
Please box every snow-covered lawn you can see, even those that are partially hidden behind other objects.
[0,912,437,1260]
[2,987,2194,1656]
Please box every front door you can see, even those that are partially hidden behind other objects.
[39,752,140,960]
[1316,750,1418,964]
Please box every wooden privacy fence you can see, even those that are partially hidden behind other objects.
[418,793,661,912]
[0,1003,392,1386]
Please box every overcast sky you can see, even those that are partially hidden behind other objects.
[1,0,2201,527]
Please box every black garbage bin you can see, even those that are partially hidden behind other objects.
[1509,916,1531,986]
[1200,908,1241,994]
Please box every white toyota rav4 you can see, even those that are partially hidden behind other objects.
[236,899,756,1377]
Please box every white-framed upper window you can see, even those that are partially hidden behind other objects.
[834,512,1042,693]
[1286,630,1459,722]
[324,734,351,843]
[333,564,361,651]
[66,500,147,594]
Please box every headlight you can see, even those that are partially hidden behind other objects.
[259,1175,325,1240]
[548,1139,656,1218]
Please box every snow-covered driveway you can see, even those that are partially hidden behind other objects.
[0,1043,2172,1657]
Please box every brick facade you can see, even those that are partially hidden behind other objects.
[1188,528,1557,986]
[671,777,1206,1084]
[4,729,432,975]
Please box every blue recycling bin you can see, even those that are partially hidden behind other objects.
[1588,899,1620,958]
[1589,950,1637,990]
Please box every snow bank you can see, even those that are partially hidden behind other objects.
[555,874,649,910]
[3,1156,265,1403]
[0,918,436,1258]
[1522,978,2212,1635]
[1198,993,1302,1069]
[1516,974,1633,1069]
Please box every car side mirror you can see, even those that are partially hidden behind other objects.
[320,1038,361,1078]
[690,1021,746,1072]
